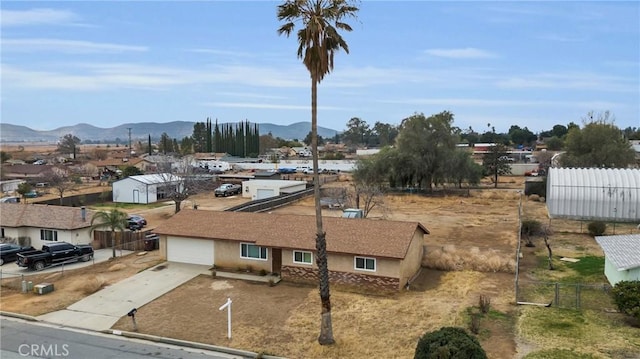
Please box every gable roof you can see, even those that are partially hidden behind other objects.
[595,234,640,271]
[91,158,146,167]
[113,173,182,185]
[153,210,429,259]
[0,203,95,230]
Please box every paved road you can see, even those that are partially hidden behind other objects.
[38,262,209,331]
[0,249,133,279]
[0,317,246,359]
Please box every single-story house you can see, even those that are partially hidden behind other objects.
[0,203,96,249]
[112,173,183,204]
[595,234,640,286]
[91,158,154,174]
[153,210,430,291]
[241,180,307,200]
[1,179,26,194]
[0,164,56,181]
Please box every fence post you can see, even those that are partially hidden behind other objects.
[554,282,559,307]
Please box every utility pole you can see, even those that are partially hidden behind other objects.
[127,127,132,158]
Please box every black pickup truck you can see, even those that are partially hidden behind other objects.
[16,242,94,271]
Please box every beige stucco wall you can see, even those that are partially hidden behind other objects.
[398,229,425,286]
[281,248,400,278]
[214,240,272,272]
[1,226,93,249]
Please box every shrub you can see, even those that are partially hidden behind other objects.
[587,221,607,236]
[414,327,487,359]
[521,219,542,237]
[611,280,640,322]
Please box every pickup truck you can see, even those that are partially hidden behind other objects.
[16,242,94,271]
[214,183,242,197]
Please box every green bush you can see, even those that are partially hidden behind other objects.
[611,280,640,322]
[414,327,487,359]
[587,221,606,236]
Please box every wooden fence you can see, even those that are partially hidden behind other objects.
[92,230,156,251]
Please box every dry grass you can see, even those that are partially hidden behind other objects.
[77,275,106,295]
[423,245,516,273]
[108,263,127,272]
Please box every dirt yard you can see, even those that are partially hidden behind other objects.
[8,176,634,358]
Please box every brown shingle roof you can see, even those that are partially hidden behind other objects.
[0,203,95,230]
[153,210,429,259]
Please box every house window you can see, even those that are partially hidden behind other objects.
[354,256,376,272]
[293,250,313,265]
[240,243,267,260]
[40,229,58,242]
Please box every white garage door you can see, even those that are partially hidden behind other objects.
[257,188,275,200]
[167,238,214,266]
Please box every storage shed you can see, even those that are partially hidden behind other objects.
[595,234,640,285]
[241,180,307,200]
[112,173,183,204]
[547,168,640,223]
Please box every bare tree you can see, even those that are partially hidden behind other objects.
[151,156,211,213]
[45,167,77,205]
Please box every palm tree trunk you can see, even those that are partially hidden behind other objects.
[111,230,116,258]
[311,78,334,345]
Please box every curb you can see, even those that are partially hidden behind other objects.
[103,329,284,359]
[0,311,39,322]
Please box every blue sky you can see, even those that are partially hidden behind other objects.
[1,1,638,135]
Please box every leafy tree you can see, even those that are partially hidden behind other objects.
[446,150,483,189]
[57,134,81,157]
[622,126,640,140]
[159,132,174,154]
[259,133,280,155]
[90,209,128,258]
[16,182,33,201]
[395,112,459,190]
[180,136,194,155]
[551,124,569,138]
[415,327,487,359]
[611,280,640,322]
[482,143,512,188]
[192,121,208,153]
[0,151,12,163]
[545,136,564,151]
[342,117,371,147]
[560,112,635,168]
[277,0,358,345]
[460,126,480,145]
[508,125,536,147]
[303,131,324,146]
[121,165,143,177]
[372,121,399,147]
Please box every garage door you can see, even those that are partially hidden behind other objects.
[257,189,275,200]
[167,238,214,266]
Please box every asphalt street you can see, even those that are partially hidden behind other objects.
[0,318,246,359]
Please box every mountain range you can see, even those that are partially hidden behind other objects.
[0,121,340,143]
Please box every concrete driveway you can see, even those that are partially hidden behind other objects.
[37,262,209,331]
[0,249,132,279]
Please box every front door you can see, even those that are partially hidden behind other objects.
[133,189,140,203]
[271,248,282,275]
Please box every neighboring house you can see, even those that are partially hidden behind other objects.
[242,180,307,200]
[91,158,153,174]
[153,210,430,291]
[595,234,640,286]
[547,168,640,223]
[112,173,183,204]
[0,164,56,181]
[0,179,26,194]
[291,147,312,157]
[0,203,95,249]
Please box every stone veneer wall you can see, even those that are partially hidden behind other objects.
[281,265,400,291]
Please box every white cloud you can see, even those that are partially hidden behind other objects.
[1,8,80,27]
[384,97,620,109]
[3,38,148,53]
[423,47,497,59]
[215,91,287,100]
[496,72,636,92]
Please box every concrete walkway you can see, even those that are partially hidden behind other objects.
[38,262,208,331]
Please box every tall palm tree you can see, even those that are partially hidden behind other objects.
[277,0,359,345]
[90,209,128,258]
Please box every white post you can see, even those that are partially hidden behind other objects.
[218,297,232,339]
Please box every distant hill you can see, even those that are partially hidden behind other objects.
[0,121,339,143]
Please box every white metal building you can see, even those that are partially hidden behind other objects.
[112,173,183,204]
[547,168,640,223]
[241,180,307,200]
[595,234,640,285]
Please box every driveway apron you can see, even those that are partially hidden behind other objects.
[37,262,209,331]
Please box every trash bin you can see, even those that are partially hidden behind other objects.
[144,238,154,251]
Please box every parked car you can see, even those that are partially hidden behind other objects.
[16,242,94,271]
[214,183,242,197]
[0,243,35,265]
[127,220,143,231]
[127,215,147,227]
[23,191,39,198]
[0,196,20,203]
